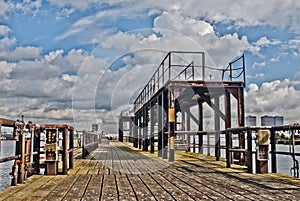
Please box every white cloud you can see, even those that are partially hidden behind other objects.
[49,0,300,31]
[0,61,16,78]
[246,79,300,124]
[0,46,42,60]
[154,11,214,36]
[0,25,11,36]
[252,61,266,68]
[0,0,9,16]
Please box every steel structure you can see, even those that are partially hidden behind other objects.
[119,51,246,162]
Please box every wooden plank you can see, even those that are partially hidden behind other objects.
[115,175,136,201]
[149,174,193,201]
[23,175,67,201]
[44,175,79,200]
[4,176,55,201]
[127,175,155,200]
[100,175,118,200]
[82,175,103,200]
[64,175,91,200]
[0,175,43,200]
[139,174,174,200]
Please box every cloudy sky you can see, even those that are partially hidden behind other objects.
[1,0,300,131]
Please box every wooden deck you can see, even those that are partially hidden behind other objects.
[1,141,300,200]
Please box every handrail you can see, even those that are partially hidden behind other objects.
[133,51,246,113]
[0,151,38,163]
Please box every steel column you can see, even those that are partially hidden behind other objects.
[198,102,203,154]
[214,97,220,161]
[157,95,163,157]
[270,129,277,173]
[150,102,155,154]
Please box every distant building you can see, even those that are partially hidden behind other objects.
[274,116,284,126]
[246,115,257,126]
[261,115,284,126]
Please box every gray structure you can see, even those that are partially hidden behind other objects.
[246,115,257,126]
[261,115,284,126]
[274,116,284,126]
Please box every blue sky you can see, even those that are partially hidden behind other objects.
[1,0,300,130]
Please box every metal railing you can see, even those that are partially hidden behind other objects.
[133,51,246,113]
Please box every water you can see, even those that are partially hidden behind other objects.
[0,141,15,192]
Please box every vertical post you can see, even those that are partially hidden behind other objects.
[143,107,148,151]
[186,108,191,152]
[238,87,246,164]
[162,90,168,159]
[138,114,142,149]
[62,128,68,174]
[198,102,203,154]
[202,52,205,81]
[157,95,162,157]
[18,121,25,184]
[169,106,175,162]
[33,127,40,174]
[214,97,220,161]
[242,54,246,87]
[69,128,74,170]
[133,116,138,148]
[150,102,155,154]
[225,91,231,167]
[129,119,133,143]
[118,118,123,142]
[168,52,171,80]
[226,131,231,168]
[193,136,196,153]
[270,128,277,173]
[247,129,253,173]
[82,131,86,159]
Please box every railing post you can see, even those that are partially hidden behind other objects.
[226,130,231,168]
[62,127,68,174]
[157,95,162,157]
[247,129,253,173]
[168,106,175,162]
[69,128,74,170]
[202,52,205,81]
[33,126,40,174]
[270,128,277,173]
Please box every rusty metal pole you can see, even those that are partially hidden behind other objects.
[202,52,205,81]
[82,131,86,159]
[157,95,162,157]
[226,130,231,168]
[186,108,191,152]
[143,107,148,151]
[138,114,142,149]
[62,127,68,174]
[198,102,203,154]
[214,97,220,161]
[133,116,138,148]
[225,91,231,167]
[150,102,155,154]
[247,129,253,173]
[33,126,40,174]
[169,106,175,162]
[69,129,74,170]
[119,118,123,142]
[162,90,168,159]
[270,128,277,173]
[18,121,25,184]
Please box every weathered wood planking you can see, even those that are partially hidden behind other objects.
[1,141,300,200]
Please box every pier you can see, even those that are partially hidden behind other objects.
[1,51,300,200]
[1,141,300,200]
